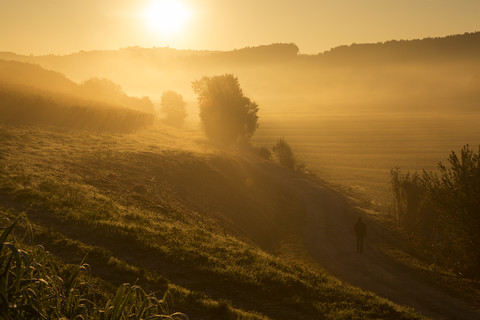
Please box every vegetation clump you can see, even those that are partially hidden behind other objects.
[391,145,480,277]
[272,138,296,170]
[0,218,187,320]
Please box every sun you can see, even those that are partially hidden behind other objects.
[143,0,191,37]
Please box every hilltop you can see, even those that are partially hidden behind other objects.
[2,31,480,66]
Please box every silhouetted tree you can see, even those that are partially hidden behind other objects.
[160,91,187,127]
[192,74,259,144]
[272,138,295,170]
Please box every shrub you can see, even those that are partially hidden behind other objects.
[272,138,295,169]
[255,146,271,160]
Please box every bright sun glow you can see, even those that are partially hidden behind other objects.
[143,0,191,37]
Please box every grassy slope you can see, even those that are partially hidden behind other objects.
[0,124,425,319]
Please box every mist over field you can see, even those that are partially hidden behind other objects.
[2,33,480,205]
[1,31,480,320]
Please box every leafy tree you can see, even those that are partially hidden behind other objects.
[272,138,296,170]
[192,74,259,144]
[160,91,187,127]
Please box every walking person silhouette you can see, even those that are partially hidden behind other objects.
[354,217,366,253]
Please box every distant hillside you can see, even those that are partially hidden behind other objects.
[1,32,479,114]
[319,32,480,63]
[1,32,478,70]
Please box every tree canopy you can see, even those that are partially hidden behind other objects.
[192,74,258,144]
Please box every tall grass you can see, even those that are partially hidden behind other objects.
[0,217,188,319]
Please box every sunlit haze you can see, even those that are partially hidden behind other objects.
[1,0,479,54]
[142,0,192,38]
[1,0,480,318]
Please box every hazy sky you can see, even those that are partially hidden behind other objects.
[1,0,479,55]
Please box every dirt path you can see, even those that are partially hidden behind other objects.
[259,163,480,320]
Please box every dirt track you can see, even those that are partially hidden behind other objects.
[269,167,480,320]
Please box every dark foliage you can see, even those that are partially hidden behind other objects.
[391,145,480,277]
[272,138,296,170]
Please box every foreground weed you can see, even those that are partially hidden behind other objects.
[0,218,188,320]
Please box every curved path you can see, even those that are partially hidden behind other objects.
[258,160,480,320]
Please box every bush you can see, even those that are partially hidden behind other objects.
[256,146,271,160]
[272,138,296,169]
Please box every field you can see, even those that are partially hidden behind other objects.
[254,111,480,210]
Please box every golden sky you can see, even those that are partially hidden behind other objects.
[1,0,480,55]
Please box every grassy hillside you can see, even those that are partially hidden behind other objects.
[0,123,425,319]
[0,82,154,133]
